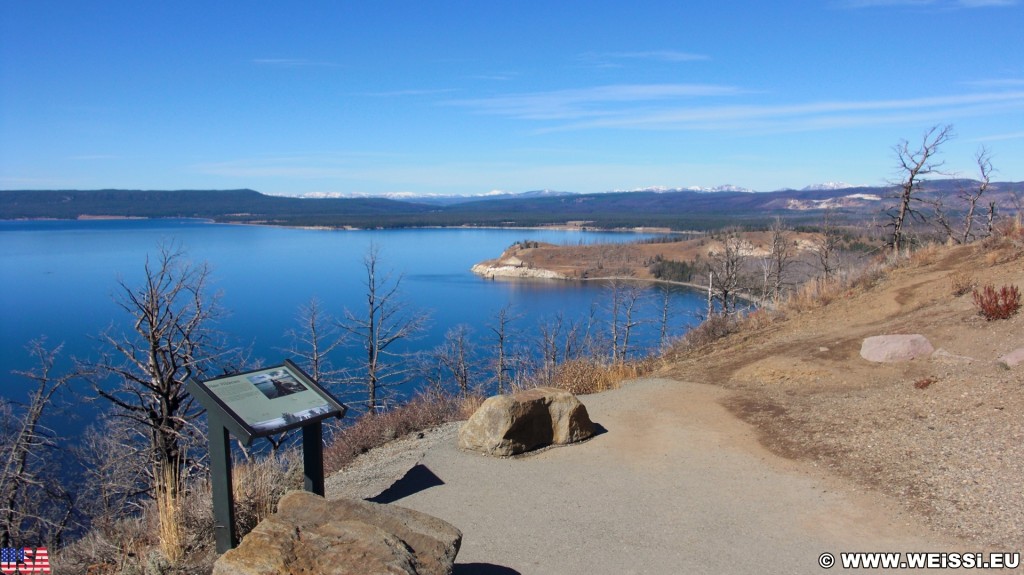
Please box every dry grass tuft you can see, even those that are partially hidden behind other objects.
[909,242,943,267]
[948,270,977,297]
[546,357,657,395]
[676,313,737,351]
[783,277,850,313]
[156,466,184,565]
[231,452,302,536]
[981,215,1024,258]
[742,308,778,330]
[324,392,464,474]
[849,260,888,291]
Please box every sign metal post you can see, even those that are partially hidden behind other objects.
[187,360,347,553]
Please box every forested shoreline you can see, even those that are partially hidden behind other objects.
[5,180,1019,231]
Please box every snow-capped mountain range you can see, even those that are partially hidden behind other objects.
[288,183,866,202]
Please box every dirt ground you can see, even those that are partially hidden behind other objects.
[660,239,1024,550]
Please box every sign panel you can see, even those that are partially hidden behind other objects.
[190,361,345,443]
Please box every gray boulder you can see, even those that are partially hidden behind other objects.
[213,491,462,575]
[458,386,595,456]
[860,334,935,363]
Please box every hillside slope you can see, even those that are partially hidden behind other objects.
[661,238,1024,549]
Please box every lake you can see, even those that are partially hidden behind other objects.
[0,219,705,419]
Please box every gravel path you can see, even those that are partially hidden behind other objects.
[328,378,967,574]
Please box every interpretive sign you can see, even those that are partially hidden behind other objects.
[188,360,345,445]
[187,360,347,553]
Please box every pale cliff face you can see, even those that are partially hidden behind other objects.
[470,262,566,280]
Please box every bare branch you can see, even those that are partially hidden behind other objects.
[1,340,78,547]
[888,124,955,253]
[339,244,429,412]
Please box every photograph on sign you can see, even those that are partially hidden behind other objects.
[202,365,334,432]
[249,369,307,399]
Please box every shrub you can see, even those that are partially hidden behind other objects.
[909,243,942,267]
[972,284,1021,321]
[784,277,849,313]
[949,271,976,297]
[674,313,737,351]
[323,391,463,473]
[548,357,656,395]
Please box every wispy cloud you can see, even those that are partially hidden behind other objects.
[453,86,1024,134]
[957,0,1017,6]
[68,154,121,161]
[252,58,340,68]
[471,72,519,82]
[838,0,932,7]
[973,130,1024,142]
[193,152,401,180]
[579,50,710,67]
[0,176,79,187]
[362,88,457,98]
[964,78,1024,88]
[839,0,1017,7]
[197,155,350,179]
[447,83,744,120]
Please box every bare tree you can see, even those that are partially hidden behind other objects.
[1,340,76,548]
[766,218,794,302]
[986,199,998,237]
[561,315,584,363]
[340,244,429,413]
[931,146,996,245]
[657,286,674,348]
[433,324,477,398]
[815,208,843,280]
[706,234,747,315]
[538,313,565,383]
[73,416,151,535]
[606,280,648,362]
[487,305,518,394]
[888,124,955,254]
[283,297,345,388]
[87,245,223,558]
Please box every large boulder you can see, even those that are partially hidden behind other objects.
[458,387,595,456]
[213,491,462,575]
[860,334,935,363]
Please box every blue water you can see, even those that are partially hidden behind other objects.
[0,219,704,422]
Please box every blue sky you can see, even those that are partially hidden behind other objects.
[2,1,1022,196]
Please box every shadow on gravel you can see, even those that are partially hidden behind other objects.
[368,463,444,504]
[454,563,522,574]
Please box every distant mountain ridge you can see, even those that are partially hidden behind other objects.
[295,189,574,206]
[1,180,1020,230]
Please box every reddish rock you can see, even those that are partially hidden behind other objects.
[860,334,934,363]
[998,347,1024,368]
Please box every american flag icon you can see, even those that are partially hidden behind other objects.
[0,547,50,574]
